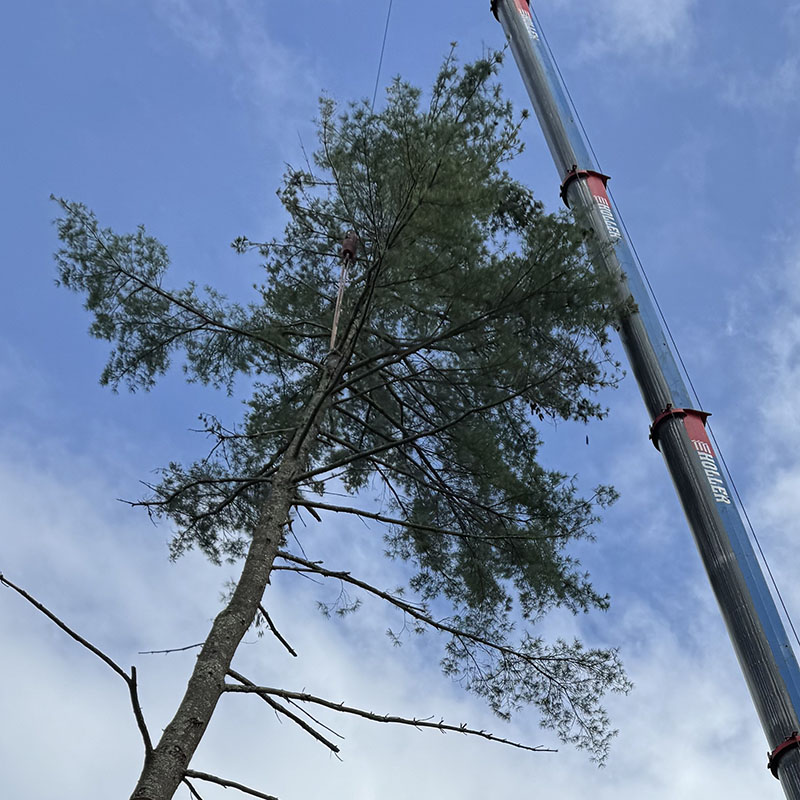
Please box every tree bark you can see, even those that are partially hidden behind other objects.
[129,360,341,800]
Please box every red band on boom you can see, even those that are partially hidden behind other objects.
[560,168,611,208]
[769,732,800,779]
[649,407,711,451]
[682,409,714,452]
[491,0,531,21]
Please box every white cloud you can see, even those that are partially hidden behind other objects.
[723,56,800,111]
[0,368,781,800]
[154,0,224,58]
[722,4,800,112]
[0,462,773,800]
[550,0,697,63]
[736,230,800,621]
[152,0,317,139]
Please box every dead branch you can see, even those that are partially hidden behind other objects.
[273,552,587,678]
[139,642,204,655]
[128,666,152,754]
[183,770,279,800]
[274,551,426,618]
[293,497,536,542]
[182,778,205,800]
[258,604,298,657]
[222,683,555,754]
[0,572,153,755]
[227,669,340,755]
[284,697,345,741]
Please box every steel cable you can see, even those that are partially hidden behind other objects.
[528,4,800,649]
[372,0,394,111]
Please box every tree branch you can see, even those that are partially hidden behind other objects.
[222,684,555,754]
[227,669,340,755]
[139,643,204,655]
[59,198,320,369]
[293,497,503,542]
[182,778,206,800]
[258,604,297,657]
[273,553,588,677]
[0,572,153,755]
[296,382,534,483]
[183,771,279,800]
[128,666,153,755]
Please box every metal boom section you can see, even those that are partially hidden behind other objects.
[490,1,800,794]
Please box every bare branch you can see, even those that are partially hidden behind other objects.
[274,552,425,616]
[258,604,298,657]
[182,778,206,800]
[0,572,153,755]
[128,666,154,754]
[294,497,488,542]
[0,572,129,680]
[223,684,555,755]
[274,553,587,678]
[183,771,279,800]
[139,642,204,655]
[284,697,345,741]
[227,669,340,755]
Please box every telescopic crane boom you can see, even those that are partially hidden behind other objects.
[490,1,800,795]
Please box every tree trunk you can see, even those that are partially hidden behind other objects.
[130,360,341,800]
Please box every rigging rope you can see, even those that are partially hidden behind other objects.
[372,0,394,111]
[330,231,359,352]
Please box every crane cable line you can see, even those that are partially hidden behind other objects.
[527,4,800,650]
[372,0,394,111]
[364,0,800,653]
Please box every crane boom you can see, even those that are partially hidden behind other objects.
[491,1,800,794]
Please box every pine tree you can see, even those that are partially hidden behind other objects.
[51,50,630,800]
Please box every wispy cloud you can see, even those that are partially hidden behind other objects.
[0,418,776,799]
[721,5,800,113]
[154,0,224,59]
[0,346,773,799]
[550,0,697,63]
[723,55,800,111]
[152,0,317,139]
[732,227,800,618]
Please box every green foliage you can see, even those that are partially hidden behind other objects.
[54,48,630,762]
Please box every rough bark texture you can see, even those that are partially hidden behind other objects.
[51,55,632,790]
[130,359,343,800]
[129,467,289,799]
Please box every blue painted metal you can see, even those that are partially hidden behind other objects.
[518,3,800,713]
[492,0,800,792]
[719,496,800,708]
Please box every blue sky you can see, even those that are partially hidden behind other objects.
[2,1,800,797]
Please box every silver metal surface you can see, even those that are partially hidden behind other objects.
[493,1,800,795]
